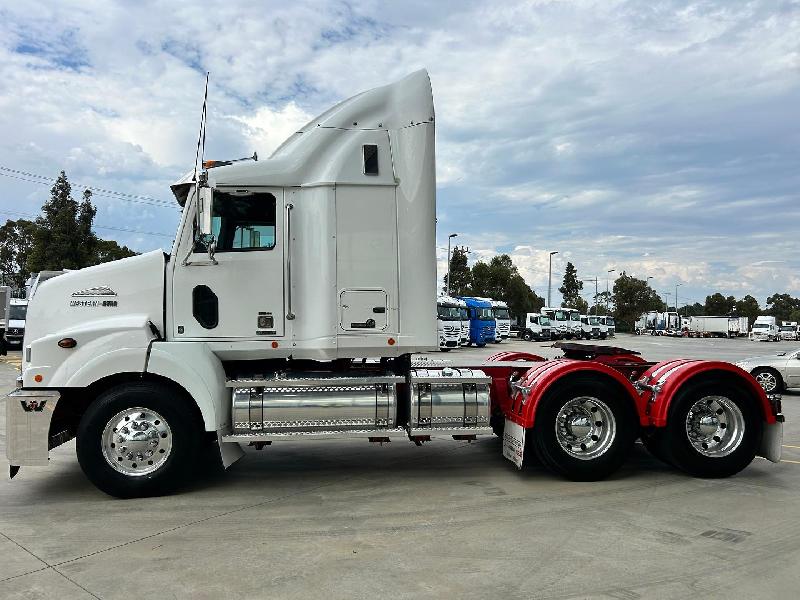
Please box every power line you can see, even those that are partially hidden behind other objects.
[0,209,174,238]
[0,165,177,210]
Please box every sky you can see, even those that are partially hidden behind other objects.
[0,0,798,309]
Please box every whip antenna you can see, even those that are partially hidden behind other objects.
[193,72,210,183]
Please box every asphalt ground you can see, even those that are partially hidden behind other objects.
[1,334,799,599]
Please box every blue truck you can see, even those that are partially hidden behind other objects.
[458,297,496,347]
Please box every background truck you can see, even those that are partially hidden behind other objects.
[436,296,462,351]
[457,298,469,346]
[490,299,511,342]
[779,322,798,341]
[602,315,615,337]
[0,286,9,354]
[460,297,496,347]
[542,307,569,339]
[6,69,783,498]
[520,312,551,341]
[580,315,602,339]
[752,315,779,342]
[5,298,28,346]
[687,316,738,338]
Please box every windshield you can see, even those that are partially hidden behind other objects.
[569,310,580,321]
[494,308,510,320]
[779,326,794,331]
[554,310,567,321]
[753,323,769,329]
[437,305,461,320]
[474,307,493,320]
[540,316,551,326]
[589,316,600,325]
[606,317,615,326]
[9,305,27,320]
[460,308,469,320]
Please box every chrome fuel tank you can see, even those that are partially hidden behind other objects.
[231,375,403,434]
[408,368,491,436]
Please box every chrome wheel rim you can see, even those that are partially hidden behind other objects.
[685,396,744,457]
[555,396,617,460]
[754,371,777,392]
[101,407,173,476]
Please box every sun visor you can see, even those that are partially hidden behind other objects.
[170,169,196,206]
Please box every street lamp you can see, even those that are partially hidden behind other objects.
[675,283,682,315]
[606,269,616,313]
[547,251,559,307]
[663,291,671,312]
[445,233,458,296]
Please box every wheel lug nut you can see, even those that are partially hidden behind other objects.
[595,421,602,427]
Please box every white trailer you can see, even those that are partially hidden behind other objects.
[5,70,783,498]
[688,316,736,338]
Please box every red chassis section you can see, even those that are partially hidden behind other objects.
[480,343,778,431]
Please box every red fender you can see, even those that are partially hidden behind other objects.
[636,360,776,427]
[505,359,646,428]
[483,352,545,418]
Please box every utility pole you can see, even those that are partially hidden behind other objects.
[675,283,681,315]
[606,268,615,314]
[663,291,671,312]
[445,233,457,296]
[547,251,558,307]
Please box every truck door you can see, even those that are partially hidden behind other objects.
[172,188,285,340]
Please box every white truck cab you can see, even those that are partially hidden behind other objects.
[437,295,462,351]
[752,315,779,342]
[457,299,469,346]
[490,299,511,342]
[602,315,615,336]
[542,307,568,339]
[567,308,581,339]
[521,312,551,341]
[6,298,28,346]
[779,322,798,341]
[580,315,602,339]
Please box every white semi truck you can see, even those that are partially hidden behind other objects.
[752,316,779,342]
[457,298,469,346]
[6,70,783,497]
[520,312,551,341]
[436,295,462,351]
[491,299,511,342]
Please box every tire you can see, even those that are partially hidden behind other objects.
[641,430,672,466]
[658,381,761,478]
[751,368,783,394]
[77,381,204,498]
[523,330,534,342]
[491,414,505,437]
[528,378,637,481]
[440,348,451,352]
[476,342,486,348]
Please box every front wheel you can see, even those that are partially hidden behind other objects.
[522,330,534,342]
[752,368,782,393]
[77,381,204,498]
[529,378,637,481]
[658,382,761,478]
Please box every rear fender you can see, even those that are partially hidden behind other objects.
[506,359,646,428]
[637,360,776,426]
[483,352,545,418]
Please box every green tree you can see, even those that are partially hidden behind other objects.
[25,171,135,274]
[0,219,38,289]
[704,293,736,315]
[765,293,800,324]
[470,254,543,322]
[682,302,705,317]
[573,295,589,314]
[443,246,472,296]
[734,295,760,328]
[558,261,583,308]
[612,272,662,332]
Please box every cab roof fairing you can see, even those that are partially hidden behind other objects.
[169,69,434,202]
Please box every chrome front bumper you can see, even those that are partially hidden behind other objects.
[6,389,61,467]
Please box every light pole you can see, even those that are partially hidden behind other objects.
[663,291,671,312]
[547,251,559,307]
[582,278,598,314]
[606,269,615,314]
[445,233,458,296]
[675,283,682,315]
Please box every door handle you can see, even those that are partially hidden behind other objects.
[285,202,295,320]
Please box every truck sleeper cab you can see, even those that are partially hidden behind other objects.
[459,297,496,347]
[5,70,784,499]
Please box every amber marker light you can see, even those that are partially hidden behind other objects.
[271,341,279,349]
[58,338,77,349]
[34,374,43,383]
[387,338,396,345]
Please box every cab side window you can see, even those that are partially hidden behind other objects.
[213,192,277,252]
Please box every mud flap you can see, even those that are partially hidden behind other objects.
[216,431,245,468]
[502,419,525,469]
[758,421,783,463]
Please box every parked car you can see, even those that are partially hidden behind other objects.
[735,348,800,393]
